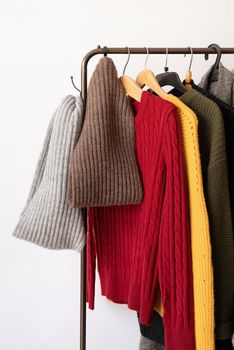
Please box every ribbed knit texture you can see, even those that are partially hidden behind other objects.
[140,88,234,346]
[139,311,164,345]
[87,91,195,350]
[161,94,215,350]
[69,57,143,208]
[139,336,164,350]
[199,63,234,107]
[13,95,85,252]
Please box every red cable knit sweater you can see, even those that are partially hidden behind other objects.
[87,91,195,350]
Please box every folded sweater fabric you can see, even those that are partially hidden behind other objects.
[69,57,143,208]
[13,95,85,252]
[148,92,214,349]
[140,87,234,347]
[178,88,234,340]
[161,93,214,350]
[87,91,195,350]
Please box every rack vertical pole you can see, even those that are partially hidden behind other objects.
[80,54,89,350]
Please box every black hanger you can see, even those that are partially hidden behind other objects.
[205,43,222,83]
[156,48,187,94]
[157,71,187,93]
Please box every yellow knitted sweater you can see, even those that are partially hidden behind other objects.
[155,94,215,350]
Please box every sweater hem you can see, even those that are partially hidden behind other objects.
[13,232,85,253]
[215,321,234,339]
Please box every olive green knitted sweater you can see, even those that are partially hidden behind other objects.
[179,88,234,339]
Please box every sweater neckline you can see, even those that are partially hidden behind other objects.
[133,91,150,127]
[133,90,169,126]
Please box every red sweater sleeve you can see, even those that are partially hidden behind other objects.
[138,109,195,350]
[159,110,195,349]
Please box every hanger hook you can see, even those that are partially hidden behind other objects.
[103,46,108,57]
[205,44,222,70]
[144,47,149,69]
[123,47,131,75]
[164,47,169,72]
[70,76,81,94]
[184,46,194,71]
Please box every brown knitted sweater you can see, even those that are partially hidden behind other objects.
[69,57,143,208]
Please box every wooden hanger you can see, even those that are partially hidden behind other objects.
[135,48,168,99]
[119,76,142,102]
[119,47,142,102]
[156,48,187,93]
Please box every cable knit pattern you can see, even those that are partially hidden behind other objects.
[69,57,143,208]
[87,91,195,350]
[13,95,85,252]
[162,94,214,350]
[140,88,233,346]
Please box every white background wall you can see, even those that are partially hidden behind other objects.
[0,1,234,349]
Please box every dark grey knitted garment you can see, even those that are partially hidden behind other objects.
[138,312,164,346]
[199,62,234,107]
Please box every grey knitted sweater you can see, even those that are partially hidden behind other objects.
[13,95,85,252]
[199,62,234,107]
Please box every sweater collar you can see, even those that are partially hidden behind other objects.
[199,62,234,107]
[169,87,199,106]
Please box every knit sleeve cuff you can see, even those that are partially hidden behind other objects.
[164,323,195,350]
[215,321,234,339]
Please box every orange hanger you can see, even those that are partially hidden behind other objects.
[119,47,142,102]
[135,47,168,99]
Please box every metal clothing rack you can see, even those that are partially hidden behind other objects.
[79,46,234,350]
